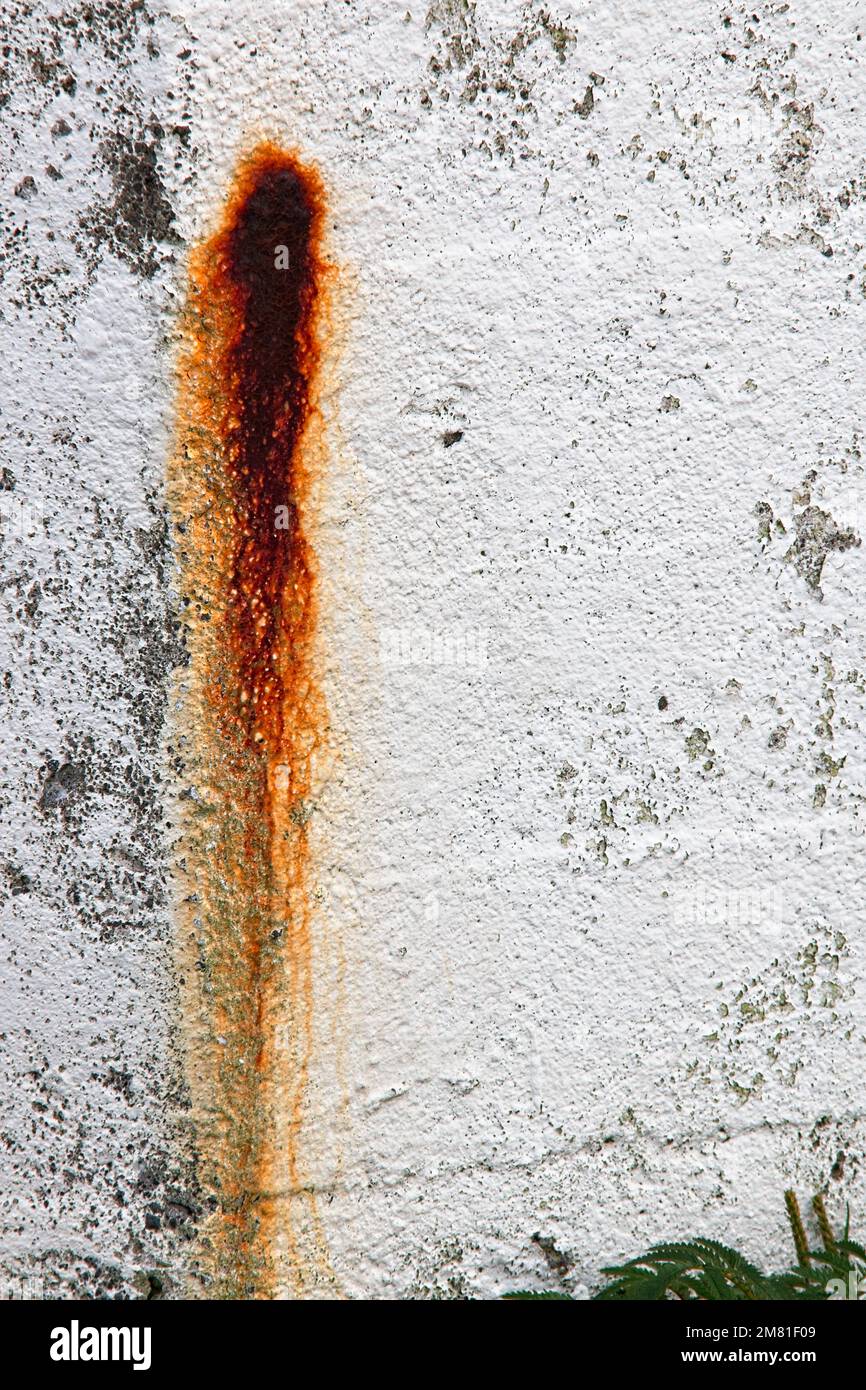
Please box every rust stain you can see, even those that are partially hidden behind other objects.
[168,143,337,1297]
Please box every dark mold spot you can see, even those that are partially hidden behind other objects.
[81,129,177,279]
[532,1231,573,1276]
[574,84,594,119]
[784,505,859,599]
[3,863,33,895]
[39,759,87,811]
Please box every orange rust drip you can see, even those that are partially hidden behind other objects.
[170,144,333,1298]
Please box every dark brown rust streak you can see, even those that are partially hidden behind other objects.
[171,144,332,1297]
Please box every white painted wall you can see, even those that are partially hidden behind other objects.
[1,0,865,1298]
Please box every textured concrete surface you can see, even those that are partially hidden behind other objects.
[1,0,865,1299]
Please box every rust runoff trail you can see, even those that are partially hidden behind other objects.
[169,145,335,1297]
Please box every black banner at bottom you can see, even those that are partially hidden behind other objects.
[0,1294,859,1376]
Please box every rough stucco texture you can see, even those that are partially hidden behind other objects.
[1,0,865,1299]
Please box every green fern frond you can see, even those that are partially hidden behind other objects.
[785,1189,810,1266]
[504,1190,862,1302]
[591,1193,863,1301]
[595,1238,782,1301]
[812,1193,836,1254]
